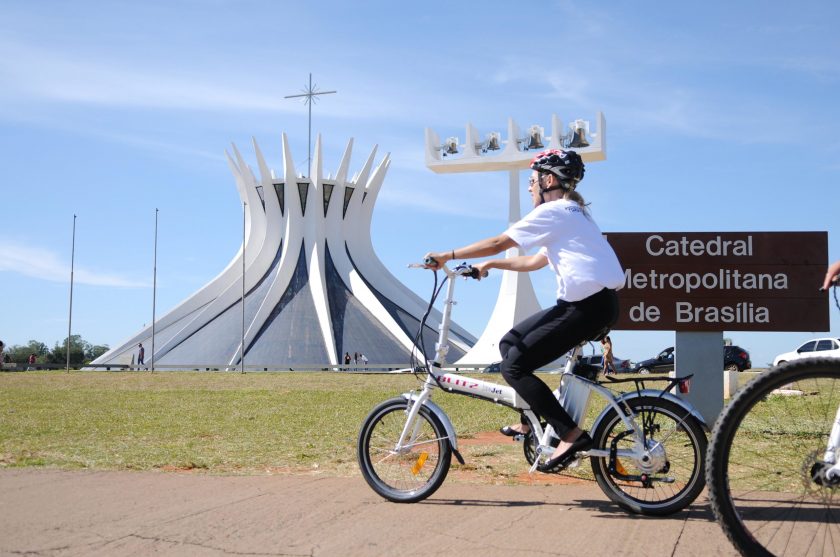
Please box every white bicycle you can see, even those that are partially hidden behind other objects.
[357,261,709,515]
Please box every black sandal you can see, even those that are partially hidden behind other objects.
[499,425,529,437]
[537,432,593,471]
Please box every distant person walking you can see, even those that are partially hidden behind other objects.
[344,352,351,369]
[601,335,615,376]
[137,343,145,368]
[353,352,360,371]
[360,353,368,370]
[27,353,36,371]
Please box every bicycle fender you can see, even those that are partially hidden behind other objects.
[400,393,459,453]
[591,389,710,434]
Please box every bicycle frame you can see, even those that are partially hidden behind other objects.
[394,262,706,471]
[820,286,840,480]
[826,404,840,479]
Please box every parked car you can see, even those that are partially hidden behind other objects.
[631,347,675,374]
[481,361,501,373]
[631,345,751,374]
[772,338,840,366]
[579,354,633,373]
[724,345,752,372]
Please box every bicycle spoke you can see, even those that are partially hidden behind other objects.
[359,400,451,502]
[590,397,705,515]
[708,361,840,556]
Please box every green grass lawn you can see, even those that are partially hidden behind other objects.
[1,371,545,482]
[10,370,796,488]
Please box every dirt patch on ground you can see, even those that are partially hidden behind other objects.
[160,430,592,487]
[457,430,509,446]
[158,465,205,472]
[451,430,590,486]
[449,467,588,486]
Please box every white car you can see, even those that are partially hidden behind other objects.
[772,338,840,366]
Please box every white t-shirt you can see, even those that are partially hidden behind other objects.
[504,199,624,302]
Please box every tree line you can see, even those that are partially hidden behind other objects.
[1,335,109,365]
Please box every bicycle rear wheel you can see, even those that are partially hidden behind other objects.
[590,396,707,515]
[706,358,840,557]
[357,397,451,503]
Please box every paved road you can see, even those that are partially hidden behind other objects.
[0,469,738,556]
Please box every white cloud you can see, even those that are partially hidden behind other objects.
[87,129,225,162]
[0,241,149,288]
[491,52,813,146]
[0,38,420,123]
[0,39,284,113]
[377,180,507,220]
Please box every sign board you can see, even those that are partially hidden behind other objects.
[606,232,828,331]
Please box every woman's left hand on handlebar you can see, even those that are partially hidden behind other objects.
[472,261,491,280]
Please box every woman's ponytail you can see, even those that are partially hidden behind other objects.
[563,188,590,216]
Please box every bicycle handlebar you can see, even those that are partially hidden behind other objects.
[408,258,487,280]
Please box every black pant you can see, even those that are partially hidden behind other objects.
[500,288,619,438]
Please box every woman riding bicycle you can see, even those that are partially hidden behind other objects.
[425,148,624,471]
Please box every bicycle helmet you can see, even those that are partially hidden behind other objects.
[530,149,585,186]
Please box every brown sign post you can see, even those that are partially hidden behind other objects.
[604,231,829,424]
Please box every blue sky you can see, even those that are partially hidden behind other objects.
[1,0,839,367]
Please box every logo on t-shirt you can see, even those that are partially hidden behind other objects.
[565,206,583,214]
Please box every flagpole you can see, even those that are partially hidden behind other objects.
[66,214,77,373]
[241,201,246,374]
[151,208,158,372]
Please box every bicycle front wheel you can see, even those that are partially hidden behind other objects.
[706,358,840,557]
[590,396,707,515]
[357,397,451,503]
